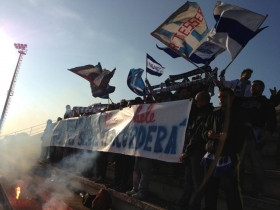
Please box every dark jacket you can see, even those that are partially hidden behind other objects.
[239,95,277,134]
[184,103,214,155]
[202,107,250,156]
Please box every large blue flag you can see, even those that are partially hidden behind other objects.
[151,1,209,59]
[127,68,148,96]
[208,1,266,60]
[146,54,164,76]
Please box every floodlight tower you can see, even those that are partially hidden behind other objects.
[0,43,27,134]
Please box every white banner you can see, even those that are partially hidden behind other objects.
[42,100,192,162]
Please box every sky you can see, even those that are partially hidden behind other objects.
[0,0,279,136]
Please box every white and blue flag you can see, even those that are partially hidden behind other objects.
[127,68,149,96]
[208,1,267,60]
[68,62,116,99]
[156,41,225,64]
[146,54,164,77]
[151,1,209,59]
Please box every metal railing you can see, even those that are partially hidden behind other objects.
[0,119,57,141]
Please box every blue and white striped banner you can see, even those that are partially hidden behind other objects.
[208,1,266,60]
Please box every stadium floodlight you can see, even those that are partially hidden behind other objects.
[0,43,28,134]
[14,43,27,50]
[14,43,27,54]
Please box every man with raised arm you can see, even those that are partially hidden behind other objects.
[220,68,253,97]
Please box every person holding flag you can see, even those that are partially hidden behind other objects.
[219,68,253,97]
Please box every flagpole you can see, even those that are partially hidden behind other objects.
[145,54,148,103]
[222,14,268,73]
[108,97,113,104]
[145,53,148,83]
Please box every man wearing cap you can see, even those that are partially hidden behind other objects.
[220,68,253,97]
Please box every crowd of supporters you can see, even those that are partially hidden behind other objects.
[39,68,280,210]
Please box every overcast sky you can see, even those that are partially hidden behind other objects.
[0,0,279,136]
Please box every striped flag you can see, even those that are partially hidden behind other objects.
[68,63,116,98]
[151,1,209,59]
[90,83,115,99]
[156,41,225,64]
[127,68,148,96]
[189,41,225,64]
[69,63,101,84]
[208,1,267,60]
[146,54,164,76]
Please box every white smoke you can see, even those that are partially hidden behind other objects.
[0,131,101,209]
[42,192,69,210]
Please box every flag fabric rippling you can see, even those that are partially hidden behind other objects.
[127,68,148,96]
[156,44,181,59]
[156,41,225,64]
[151,1,209,59]
[146,54,164,76]
[208,1,266,60]
[69,63,101,84]
[189,41,225,64]
[68,63,116,98]
[90,84,115,99]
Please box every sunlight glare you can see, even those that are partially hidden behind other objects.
[0,30,20,135]
[0,30,18,72]
[0,30,18,87]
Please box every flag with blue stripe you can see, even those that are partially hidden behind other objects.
[68,62,116,99]
[156,41,225,64]
[146,54,164,76]
[90,83,115,99]
[208,1,266,60]
[68,63,115,92]
[151,1,209,59]
[127,68,149,96]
